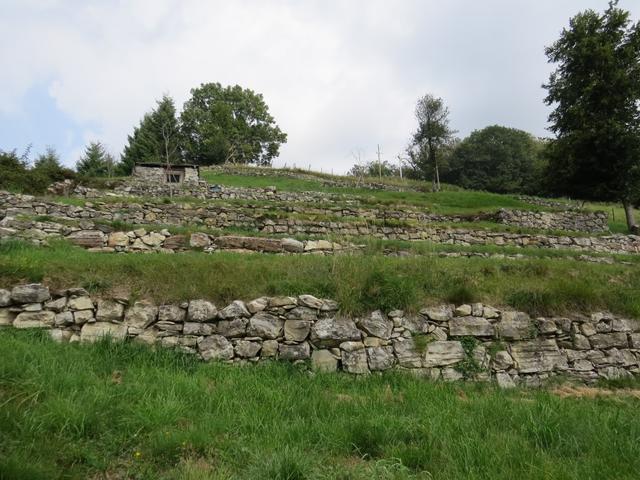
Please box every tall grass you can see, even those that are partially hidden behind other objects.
[1,330,640,479]
[1,241,639,316]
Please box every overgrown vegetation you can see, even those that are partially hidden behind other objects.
[0,147,74,194]
[1,329,640,479]
[1,240,638,317]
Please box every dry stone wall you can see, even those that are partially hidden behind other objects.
[2,283,639,386]
[1,193,635,254]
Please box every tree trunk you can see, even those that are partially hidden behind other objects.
[623,201,639,234]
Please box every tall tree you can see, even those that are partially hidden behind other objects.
[446,126,547,194]
[33,146,72,182]
[544,1,640,233]
[407,94,455,191]
[77,142,114,177]
[180,82,287,166]
[120,95,182,174]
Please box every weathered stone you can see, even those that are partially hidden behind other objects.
[590,333,628,349]
[297,294,323,309]
[217,318,248,337]
[455,304,472,316]
[141,232,165,247]
[49,328,73,343]
[268,296,297,308]
[496,311,532,340]
[158,304,186,323]
[510,339,568,373]
[310,317,361,347]
[492,350,514,370]
[449,317,494,337]
[284,320,311,342]
[246,297,268,314]
[393,337,423,368]
[573,334,591,350]
[424,341,465,367]
[572,359,594,372]
[156,321,183,333]
[198,335,234,361]
[483,306,500,319]
[495,372,516,389]
[107,231,129,247]
[0,289,11,307]
[279,342,311,360]
[163,235,187,250]
[612,318,632,332]
[53,311,74,327]
[11,284,50,303]
[96,299,124,322]
[401,315,430,334]
[304,239,333,251]
[66,230,105,248]
[80,322,126,342]
[441,368,464,382]
[261,339,279,357]
[22,303,42,312]
[341,344,369,374]
[320,299,339,311]
[311,349,338,372]
[218,300,250,319]
[235,340,262,358]
[13,311,55,328]
[124,302,158,333]
[286,307,318,321]
[367,346,395,371]
[537,318,557,335]
[358,311,393,339]
[187,300,217,322]
[44,296,67,312]
[282,238,304,253]
[0,308,17,326]
[471,303,484,317]
[72,310,93,324]
[67,296,94,311]
[189,232,211,248]
[630,333,640,349]
[248,312,283,339]
[420,306,453,322]
[183,322,214,336]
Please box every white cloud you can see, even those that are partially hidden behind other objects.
[0,0,633,170]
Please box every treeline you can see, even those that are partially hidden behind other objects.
[0,146,74,194]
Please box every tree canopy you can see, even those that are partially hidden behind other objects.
[406,94,455,191]
[180,83,287,166]
[445,125,547,194]
[76,142,116,177]
[544,0,640,231]
[120,95,182,175]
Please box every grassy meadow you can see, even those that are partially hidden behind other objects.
[1,330,640,480]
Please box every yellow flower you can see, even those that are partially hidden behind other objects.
[134,451,142,459]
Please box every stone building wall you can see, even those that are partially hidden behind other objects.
[132,165,200,185]
[1,283,639,386]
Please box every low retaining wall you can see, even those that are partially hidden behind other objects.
[1,283,639,386]
[495,208,608,233]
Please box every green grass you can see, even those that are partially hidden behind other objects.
[1,329,640,479]
[1,240,638,317]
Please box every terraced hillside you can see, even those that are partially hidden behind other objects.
[2,166,640,479]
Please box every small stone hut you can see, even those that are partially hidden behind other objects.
[132,163,200,185]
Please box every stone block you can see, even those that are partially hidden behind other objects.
[449,316,494,337]
[424,341,465,367]
[279,342,311,361]
[80,322,126,342]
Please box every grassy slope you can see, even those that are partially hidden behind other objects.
[1,330,640,480]
[1,240,638,317]
[202,169,639,232]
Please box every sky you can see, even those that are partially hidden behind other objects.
[0,0,636,173]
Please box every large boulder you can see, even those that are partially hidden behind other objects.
[310,318,361,347]
[449,317,494,337]
[248,312,284,339]
[311,350,338,372]
[423,341,465,367]
[96,299,125,322]
[496,311,532,340]
[367,346,395,371]
[297,294,323,309]
[393,338,423,368]
[80,322,127,342]
[217,318,248,337]
[124,302,158,333]
[67,296,94,311]
[107,231,129,248]
[158,304,186,323]
[279,342,311,361]
[199,335,234,361]
[510,339,568,373]
[358,311,393,339]
[284,320,311,342]
[341,342,369,374]
[590,333,628,349]
[235,340,262,358]
[11,284,50,304]
[66,230,105,249]
[13,311,55,329]
[187,300,217,322]
[218,300,250,319]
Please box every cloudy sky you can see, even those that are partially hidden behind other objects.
[0,0,634,172]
